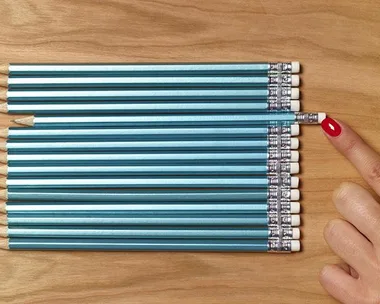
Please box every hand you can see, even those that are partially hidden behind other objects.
[319,117,380,303]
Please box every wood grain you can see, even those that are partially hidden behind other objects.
[0,0,379,303]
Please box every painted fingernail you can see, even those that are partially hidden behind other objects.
[321,117,341,137]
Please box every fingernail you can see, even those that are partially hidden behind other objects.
[321,117,342,137]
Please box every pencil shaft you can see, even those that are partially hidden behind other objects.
[6,177,272,188]
[5,101,277,115]
[4,227,284,239]
[28,113,296,128]
[6,126,291,140]
[5,189,274,202]
[7,238,270,251]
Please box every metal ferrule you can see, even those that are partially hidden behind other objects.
[268,187,292,200]
[267,148,291,160]
[268,99,292,111]
[267,239,293,252]
[268,227,294,239]
[268,134,291,149]
[268,74,293,86]
[267,200,292,213]
[268,87,293,99]
[295,112,320,124]
[267,126,292,135]
[267,174,291,187]
[267,160,291,174]
[268,63,293,73]
[267,213,292,226]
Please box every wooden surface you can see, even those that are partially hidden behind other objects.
[0,0,379,303]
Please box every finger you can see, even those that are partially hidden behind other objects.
[336,262,359,279]
[333,182,380,245]
[321,117,380,196]
[319,264,360,304]
[324,219,374,274]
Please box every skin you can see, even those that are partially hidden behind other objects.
[320,120,380,303]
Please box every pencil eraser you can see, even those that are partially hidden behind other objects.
[292,228,301,240]
[291,62,300,73]
[290,189,300,201]
[290,202,300,213]
[291,215,301,226]
[291,88,299,99]
[291,240,301,252]
[291,75,300,87]
[290,124,300,136]
[290,100,300,112]
[290,177,299,188]
[290,138,299,149]
[290,163,299,174]
[318,112,327,123]
[290,151,299,162]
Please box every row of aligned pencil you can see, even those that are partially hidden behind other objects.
[0,62,325,252]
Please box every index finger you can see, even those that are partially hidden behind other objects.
[321,117,380,196]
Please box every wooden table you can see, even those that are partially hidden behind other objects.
[0,0,379,303]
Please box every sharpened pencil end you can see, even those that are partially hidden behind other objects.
[13,116,34,127]
[0,190,7,201]
[0,202,6,213]
[0,103,8,113]
[0,165,7,176]
[0,238,9,250]
[0,154,7,164]
[0,226,7,237]
[0,64,9,75]
[0,142,7,152]
[0,177,7,188]
[0,128,8,139]
[0,214,7,225]
[0,88,6,101]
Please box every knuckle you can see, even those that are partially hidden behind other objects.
[333,182,355,203]
[366,160,380,184]
[341,138,358,155]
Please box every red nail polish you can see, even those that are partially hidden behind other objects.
[321,117,341,137]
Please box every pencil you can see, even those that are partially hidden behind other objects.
[0,188,301,202]
[0,125,300,140]
[2,62,300,77]
[2,100,301,115]
[0,238,301,252]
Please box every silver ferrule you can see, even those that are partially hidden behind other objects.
[295,112,320,124]
[268,96,292,103]
[267,160,291,174]
[267,213,292,226]
[268,227,294,239]
[268,98,292,111]
[268,62,293,73]
[268,148,291,160]
[268,87,293,98]
[268,74,293,86]
[267,239,293,252]
[268,186,293,200]
[267,200,292,213]
[267,126,292,135]
[268,134,291,149]
[268,174,291,187]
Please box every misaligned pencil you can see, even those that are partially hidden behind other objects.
[13,113,304,128]
[4,62,300,76]
[0,125,300,140]
[0,226,300,239]
[0,162,300,177]
[0,201,300,214]
[0,238,301,252]
[3,100,301,115]
[1,138,300,153]
[0,188,301,202]
[1,176,300,189]
[3,75,300,89]
[0,213,301,226]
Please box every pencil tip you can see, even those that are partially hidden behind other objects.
[13,116,34,127]
[0,189,7,200]
[0,64,9,75]
[0,88,6,101]
[0,103,7,113]
[0,238,9,250]
[0,213,7,225]
[0,142,7,152]
[0,226,7,237]
[0,177,7,187]
[0,202,6,213]
[0,128,8,139]
[0,165,7,175]
[0,154,7,164]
